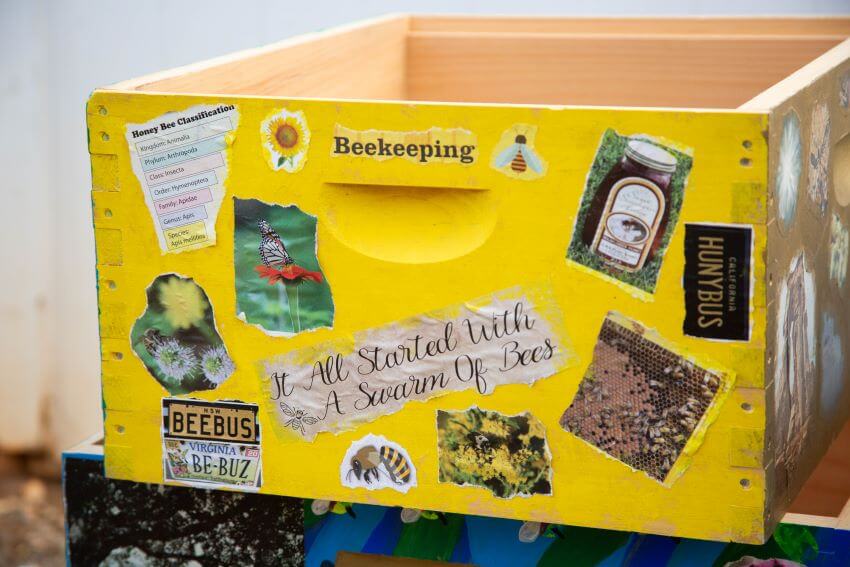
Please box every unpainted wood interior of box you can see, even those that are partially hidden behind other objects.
[789,419,850,520]
[126,16,850,109]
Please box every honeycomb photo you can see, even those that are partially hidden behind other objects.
[560,313,728,483]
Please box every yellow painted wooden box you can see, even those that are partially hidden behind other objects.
[87,15,850,544]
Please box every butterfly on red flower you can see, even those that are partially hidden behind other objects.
[255,219,323,285]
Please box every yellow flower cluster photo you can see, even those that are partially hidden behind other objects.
[437,407,552,499]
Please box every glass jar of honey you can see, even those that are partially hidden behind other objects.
[580,139,678,272]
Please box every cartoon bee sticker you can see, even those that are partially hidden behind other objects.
[341,434,417,494]
[347,445,412,485]
[492,125,547,179]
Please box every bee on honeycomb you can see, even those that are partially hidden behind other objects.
[560,313,724,482]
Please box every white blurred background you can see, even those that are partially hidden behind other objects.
[1,0,848,457]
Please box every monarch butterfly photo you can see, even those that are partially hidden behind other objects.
[233,198,334,336]
[258,219,295,267]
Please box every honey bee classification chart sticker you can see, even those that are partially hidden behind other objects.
[125,104,239,253]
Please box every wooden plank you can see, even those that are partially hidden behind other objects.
[110,17,848,107]
[759,35,850,531]
[741,38,850,110]
[776,420,850,528]
[789,420,850,517]
[116,14,410,99]
[407,32,842,108]
[780,512,838,528]
[837,499,850,530]
[411,15,850,37]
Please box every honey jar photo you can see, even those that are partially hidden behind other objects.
[580,139,678,272]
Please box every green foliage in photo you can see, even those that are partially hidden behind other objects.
[234,198,334,335]
[567,129,693,293]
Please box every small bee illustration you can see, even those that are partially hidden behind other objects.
[141,328,167,355]
[494,133,544,174]
[280,402,318,435]
[346,444,412,486]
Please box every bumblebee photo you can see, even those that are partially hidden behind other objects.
[130,274,235,395]
[436,407,552,499]
[340,434,417,494]
[566,129,692,294]
[560,313,727,484]
[234,198,333,336]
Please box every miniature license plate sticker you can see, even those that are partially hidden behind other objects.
[125,104,239,253]
[161,398,262,490]
[259,287,575,441]
[683,224,753,341]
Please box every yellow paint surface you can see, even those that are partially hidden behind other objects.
[88,90,769,543]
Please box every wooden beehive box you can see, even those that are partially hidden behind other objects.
[86,15,850,544]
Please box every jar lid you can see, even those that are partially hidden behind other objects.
[625,140,677,173]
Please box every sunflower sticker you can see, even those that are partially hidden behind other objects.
[130,274,235,395]
[261,109,310,172]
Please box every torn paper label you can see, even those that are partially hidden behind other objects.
[331,125,478,165]
[125,104,239,253]
[162,398,262,491]
[259,286,574,441]
[341,434,416,493]
[682,223,754,342]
